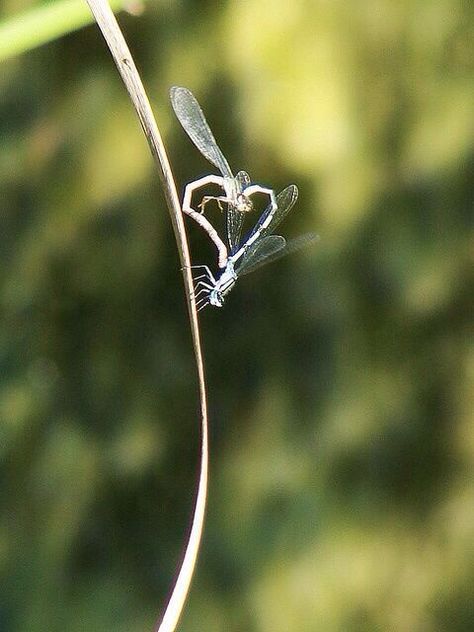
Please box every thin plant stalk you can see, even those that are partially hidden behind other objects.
[85,1,209,631]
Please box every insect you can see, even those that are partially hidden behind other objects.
[191,183,318,310]
[170,86,277,269]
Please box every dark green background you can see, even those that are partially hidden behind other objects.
[0,1,473,630]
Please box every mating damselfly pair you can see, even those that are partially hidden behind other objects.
[170,86,317,310]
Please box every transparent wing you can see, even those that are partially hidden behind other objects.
[227,170,251,253]
[170,86,233,178]
[244,184,299,244]
[235,235,286,276]
[236,232,318,277]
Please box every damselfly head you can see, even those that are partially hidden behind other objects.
[209,290,224,307]
[235,193,253,214]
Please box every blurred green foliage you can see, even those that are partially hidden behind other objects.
[0,0,130,63]
[0,1,473,631]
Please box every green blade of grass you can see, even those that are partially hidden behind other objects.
[0,0,142,63]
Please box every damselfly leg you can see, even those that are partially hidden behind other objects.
[186,264,216,309]
[198,195,225,214]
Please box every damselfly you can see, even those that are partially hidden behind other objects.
[192,184,318,310]
[170,86,277,268]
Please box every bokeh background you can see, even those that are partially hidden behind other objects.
[1,1,473,630]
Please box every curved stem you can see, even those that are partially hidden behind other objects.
[84,2,209,631]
